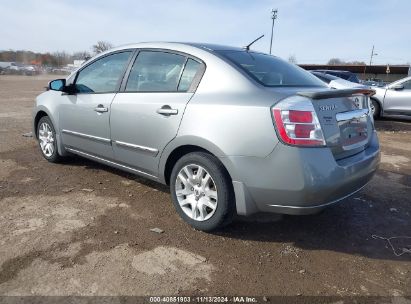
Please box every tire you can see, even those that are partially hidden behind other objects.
[370,99,380,119]
[37,116,62,163]
[170,152,235,231]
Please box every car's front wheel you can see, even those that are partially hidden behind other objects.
[37,116,62,163]
[170,152,235,231]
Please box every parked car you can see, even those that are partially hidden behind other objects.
[362,79,386,87]
[33,42,380,231]
[313,70,361,84]
[370,76,411,118]
[310,71,368,90]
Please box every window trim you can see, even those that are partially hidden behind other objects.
[119,48,206,94]
[72,49,136,95]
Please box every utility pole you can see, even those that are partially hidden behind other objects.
[269,9,278,55]
[369,45,378,66]
[363,45,378,80]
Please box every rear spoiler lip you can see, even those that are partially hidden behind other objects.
[297,88,376,100]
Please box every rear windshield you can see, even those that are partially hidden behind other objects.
[217,51,326,87]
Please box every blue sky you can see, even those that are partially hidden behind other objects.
[1,0,410,64]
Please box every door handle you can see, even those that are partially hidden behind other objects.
[156,106,178,116]
[94,104,109,113]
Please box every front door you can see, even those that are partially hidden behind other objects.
[110,50,204,176]
[59,51,133,159]
[384,79,411,115]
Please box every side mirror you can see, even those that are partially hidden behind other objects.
[390,84,404,91]
[48,79,66,91]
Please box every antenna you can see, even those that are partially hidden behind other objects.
[243,35,264,51]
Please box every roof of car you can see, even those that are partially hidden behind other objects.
[115,42,245,52]
[315,70,355,74]
[185,43,245,52]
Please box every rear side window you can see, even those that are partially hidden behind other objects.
[126,51,186,92]
[178,59,202,91]
[75,51,132,93]
[217,51,325,87]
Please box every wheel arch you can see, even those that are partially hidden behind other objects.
[33,106,68,156]
[159,137,258,216]
[370,96,383,117]
[159,136,236,186]
[33,110,50,139]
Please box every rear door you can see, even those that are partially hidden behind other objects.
[110,50,204,176]
[383,79,411,115]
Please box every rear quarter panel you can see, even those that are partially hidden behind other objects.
[177,93,279,157]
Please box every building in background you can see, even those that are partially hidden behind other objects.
[299,64,410,83]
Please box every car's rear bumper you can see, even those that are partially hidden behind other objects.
[225,131,380,216]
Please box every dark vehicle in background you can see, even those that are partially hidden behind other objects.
[313,70,361,84]
[311,71,368,90]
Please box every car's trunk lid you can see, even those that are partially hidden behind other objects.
[297,88,375,160]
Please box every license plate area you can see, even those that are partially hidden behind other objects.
[336,109,369,150]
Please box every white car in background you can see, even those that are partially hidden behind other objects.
[371,76,411,119]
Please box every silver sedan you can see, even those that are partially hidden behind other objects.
[371,76,411,119]
[33,42,380,231]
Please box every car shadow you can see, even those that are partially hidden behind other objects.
[219,198,411,261]
[59,155,169,193]
[57,153,410,261]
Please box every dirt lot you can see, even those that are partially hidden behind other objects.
[0,75,410,299]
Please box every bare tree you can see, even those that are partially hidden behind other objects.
[53,51,70,67]
[92,41,113,54]
[327,58,344,65]
[288,55,297,64]
[73,51,91,60]
[347,60,366,65]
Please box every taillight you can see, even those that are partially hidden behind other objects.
[272,99,326,147]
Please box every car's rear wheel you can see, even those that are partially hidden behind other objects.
[170,152,235,231]
[37,116,62,163]
[370,99,380,119]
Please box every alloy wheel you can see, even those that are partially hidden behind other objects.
[38,122,55,157]
[175,164,218,221]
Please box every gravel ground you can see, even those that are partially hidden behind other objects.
[0,75,410,299]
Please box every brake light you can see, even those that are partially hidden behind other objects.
[272,107,326,147]
[289,110,312,123]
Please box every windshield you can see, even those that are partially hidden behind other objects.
[217,51,326,87]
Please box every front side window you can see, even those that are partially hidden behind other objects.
[126,51,186,92]
[75,51,132,93]
[217,51,326,87]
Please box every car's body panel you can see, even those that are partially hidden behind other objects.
[371,76,411,118]
[111,92,194,176]
[228,131,379,215]
[33,42,380,217]
[59,93,115,160]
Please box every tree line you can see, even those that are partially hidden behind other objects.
[0,41,113,67]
